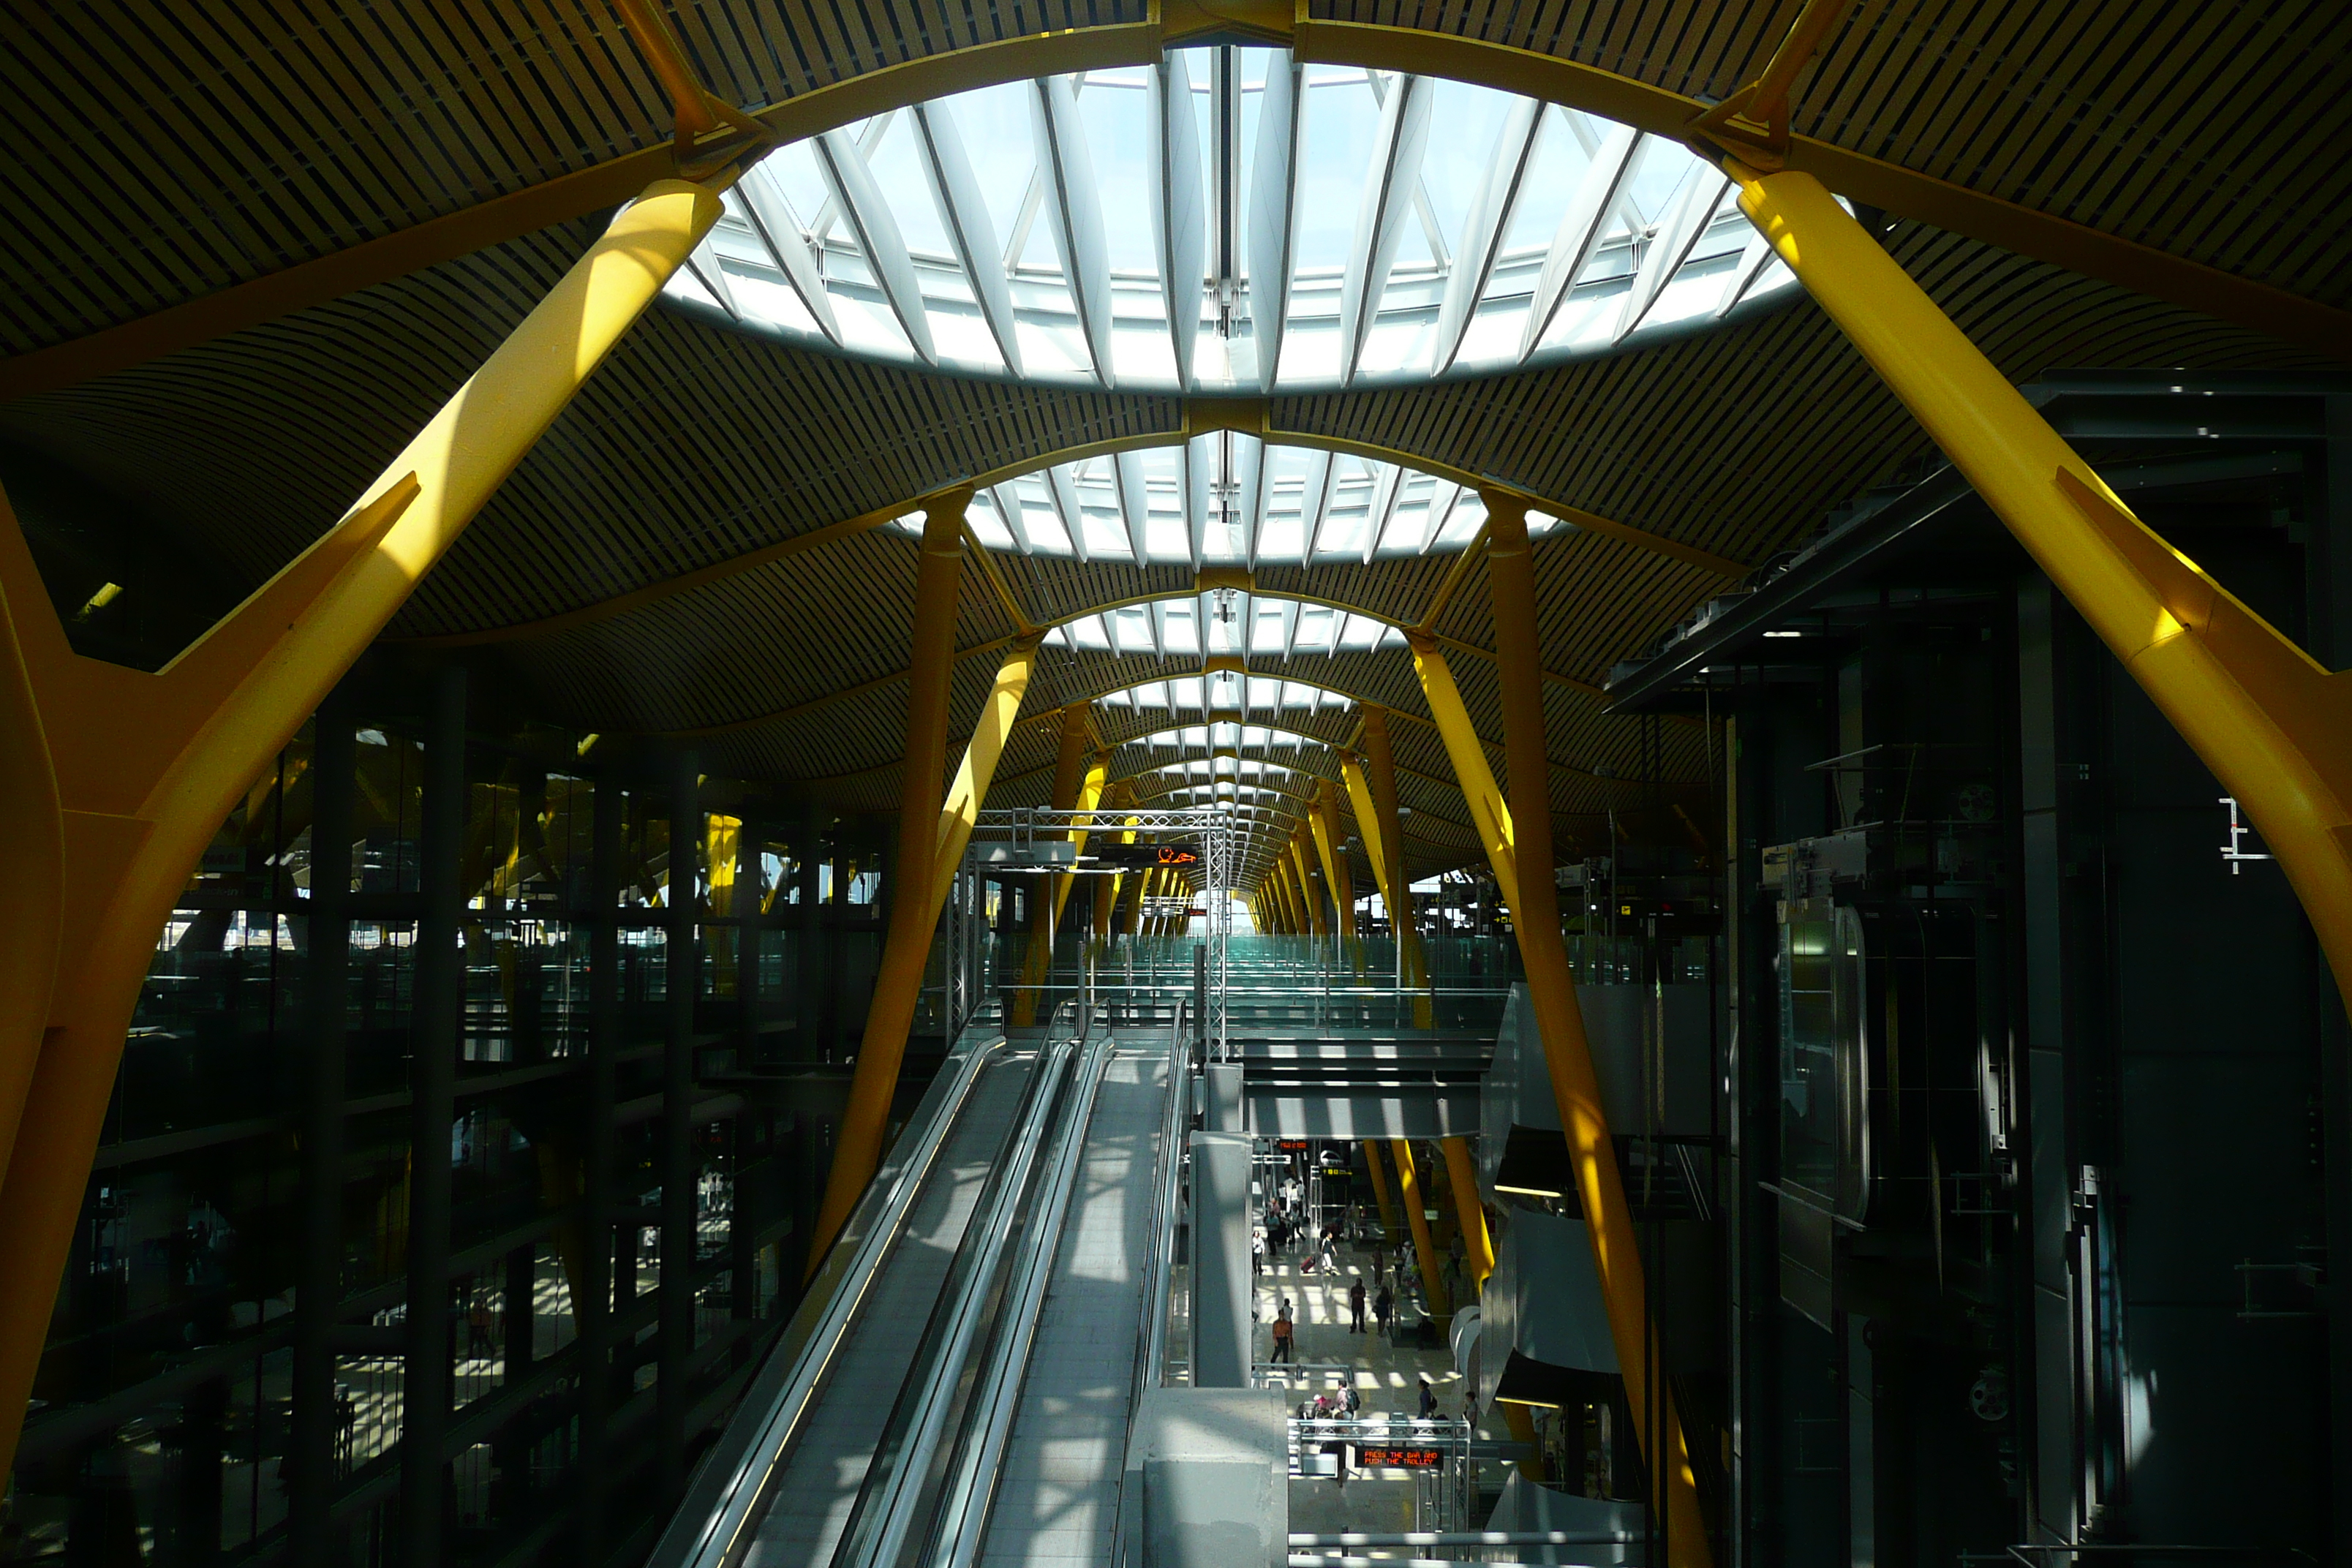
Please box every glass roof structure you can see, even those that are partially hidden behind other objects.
[891,434,1565,568]
[664,50,1801,391]
[1135,722,1328,755]
[1103,674,1353,719]
[1041,591,1409,658]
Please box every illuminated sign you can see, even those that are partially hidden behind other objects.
[1089,843,1203,871]
[1355,1445,1444,1468]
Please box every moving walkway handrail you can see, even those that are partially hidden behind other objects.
[832,1016,1081,1568]
[649,1030,1002,1568]
[929,1021,1117,1568]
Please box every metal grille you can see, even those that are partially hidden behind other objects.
[965,805,1233,1058]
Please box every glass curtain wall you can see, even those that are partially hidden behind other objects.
[3,689,862,1568]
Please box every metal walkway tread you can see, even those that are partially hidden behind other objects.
[742,1057,1032,1568]
[976,1048,1172,1568]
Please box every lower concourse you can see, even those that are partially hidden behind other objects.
[0,1,2346,1565]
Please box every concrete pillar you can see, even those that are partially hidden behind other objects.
[1188,1131,1254,1388]
[1135,1387,1289,1568]
[1204,1063,1243,1133]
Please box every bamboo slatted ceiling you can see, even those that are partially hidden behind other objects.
[0,0,2345,892]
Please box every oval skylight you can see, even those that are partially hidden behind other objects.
[666,49,1799,391]
[895,435,1567,568]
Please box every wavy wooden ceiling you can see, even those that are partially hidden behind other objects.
[0,0,2342,892]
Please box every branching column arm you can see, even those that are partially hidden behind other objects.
[808,488,971,1278]
[0,178,724,1479]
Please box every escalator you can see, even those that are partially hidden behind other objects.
[652,1007,1187,1568]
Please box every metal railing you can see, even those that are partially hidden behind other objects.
[649,1028,1003,1568]
[829,1009,1085,1568]
[929,1017,1116,1568]
[1108,996,1194,1568]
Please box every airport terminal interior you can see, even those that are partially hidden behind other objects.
[0,1,2347,1564]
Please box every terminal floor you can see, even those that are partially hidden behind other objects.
[1254,1245,1504,1550]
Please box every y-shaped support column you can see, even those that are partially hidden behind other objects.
[0,178,722,1477]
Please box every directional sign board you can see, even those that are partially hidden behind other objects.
[973,842,1076,865]
[1354,1444,1446,1468]
[1085,843,1202,871]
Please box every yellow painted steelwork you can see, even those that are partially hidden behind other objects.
[1389,1139,1450,1324]
[1306,780,1354,944]
[1440,1136,1495,1294]
[1289,833,1327,937]
[1414,498,1710,1564]
[932,636,1045,898]
[1009,706,1096,1025]
[0,176,723,1478]
[807,489,973,1279]
[1730,160,2352,1022]
[1362,1139,1400,1238]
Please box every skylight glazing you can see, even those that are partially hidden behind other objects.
[665,50,1803,391]
[894,435,1564,568]
[1102,674,1353,717]
[1042,589,1409,656]
[1137,722,1327,755]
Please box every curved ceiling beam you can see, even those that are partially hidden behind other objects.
[400,411,1738,650]
[8,16,2342,409]
[0,26,1164,402]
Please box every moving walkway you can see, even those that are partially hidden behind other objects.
[650,1005,1186,1568]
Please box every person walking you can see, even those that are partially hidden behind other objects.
[1373,1282,1394,1340]
[1271,1305,1295,1365]
[1349,1278,1367,1333]
[1417,1376,1437,1420]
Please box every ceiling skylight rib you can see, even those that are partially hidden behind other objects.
[671,51,1806,390]
[1520,121,1641,363]
[735,164,840,343]
[912,100,1024,374]
[1435,97,1540,377]
[1044,465,1089,564]
[1237,439,1265,568]
[1113,450,1151,562]
[1031,77,1116,386]
[813,127,937,363]
[1153,57,1207,392]
[1247,57,1303,392]
[1716,225,1779,319]
[686,235,738,320]
[1184,440,1214,570]
[1364,461,1404,564]
[1338,72,1432,387]
[1613,166,1731,344]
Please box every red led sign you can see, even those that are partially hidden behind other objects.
[1355,1445,1444,1468]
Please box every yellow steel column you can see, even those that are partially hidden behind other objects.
[1010,705,1094,1024]
[1440,1135,1495,1294]
[1280,852,1308,934]
[1362,1138,1400,1238]
[0,176,725,1477]
[1051,750,1109,929]
[806,489,971,1278]
[1425,499,1708,1564]
[1307,781,1354,941]
[930,634,1044,902]
[1359,710,1433,1026]
[1727,159,2352,1016]
[1389,1139,1450,1322]
[1290,832,1328,937]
